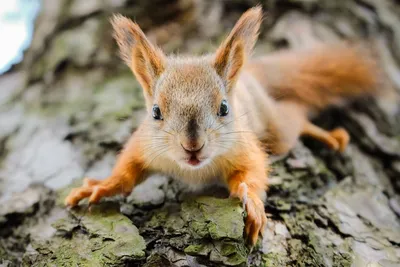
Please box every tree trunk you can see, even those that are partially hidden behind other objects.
[1,0,400,266]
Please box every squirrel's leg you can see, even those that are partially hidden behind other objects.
[301,121,349,152]
[65,133,145,207]
[228,168,268,245]
[268,100,350,154]
[267,100,307,154]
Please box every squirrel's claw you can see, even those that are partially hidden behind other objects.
[64,177,109,207]
[244,196,267,246]
[230,182,267,246]
[65,175,134,208]
[64,186,93,207]
[237,182,248,209]
[88,185,108,205]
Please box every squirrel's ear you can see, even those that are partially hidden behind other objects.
[111,14,165,97]
[213,6,262,91]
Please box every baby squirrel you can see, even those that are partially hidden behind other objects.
[65,6,380,245]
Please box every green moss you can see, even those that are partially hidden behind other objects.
[209,241,248,266]
[0,245,7,259]
[146,209,169,228]
[281,207,353,267]
[263,252,289,267]
[25,203,146,266]
[148,197,245,241]
[25,68,145,127]
[146,197,248,266]
[274,199,292,211]
[92,73,145,120]
[143,254,174,267]
[26,233,125,267]
[184,242,212,256]
[0,243,17,265]
[182,197,244,240]
[51,217,77,233]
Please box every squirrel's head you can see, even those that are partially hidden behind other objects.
[111,7,262,169]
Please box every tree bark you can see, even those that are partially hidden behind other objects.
[0,0,400,266]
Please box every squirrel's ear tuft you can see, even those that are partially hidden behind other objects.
[214,6,263,90]
[110,14,165,97]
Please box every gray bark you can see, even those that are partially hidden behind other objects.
[0,0,400,266]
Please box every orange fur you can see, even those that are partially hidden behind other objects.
[65,130,146,206]
[214,6,262,91]
[246,41,380,110]
[65,6,381,247]
[244,41,380,154]
[111,14,165,101]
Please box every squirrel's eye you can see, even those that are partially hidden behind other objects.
[152,104,163,120]
[218,100,229,117]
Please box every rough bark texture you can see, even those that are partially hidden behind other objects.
[1,0,400,266]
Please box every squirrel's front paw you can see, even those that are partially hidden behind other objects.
[244,194,267,245]
[64,177,129,207]
[231,182,267,246]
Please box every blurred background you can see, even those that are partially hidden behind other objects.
[0,0,40,73]
[1,0,400,266]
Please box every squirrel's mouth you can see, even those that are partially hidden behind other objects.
[187,155,201,166]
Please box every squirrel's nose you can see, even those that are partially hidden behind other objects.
[181,142,204,154]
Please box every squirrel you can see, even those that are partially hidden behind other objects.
[65,6,380,245]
